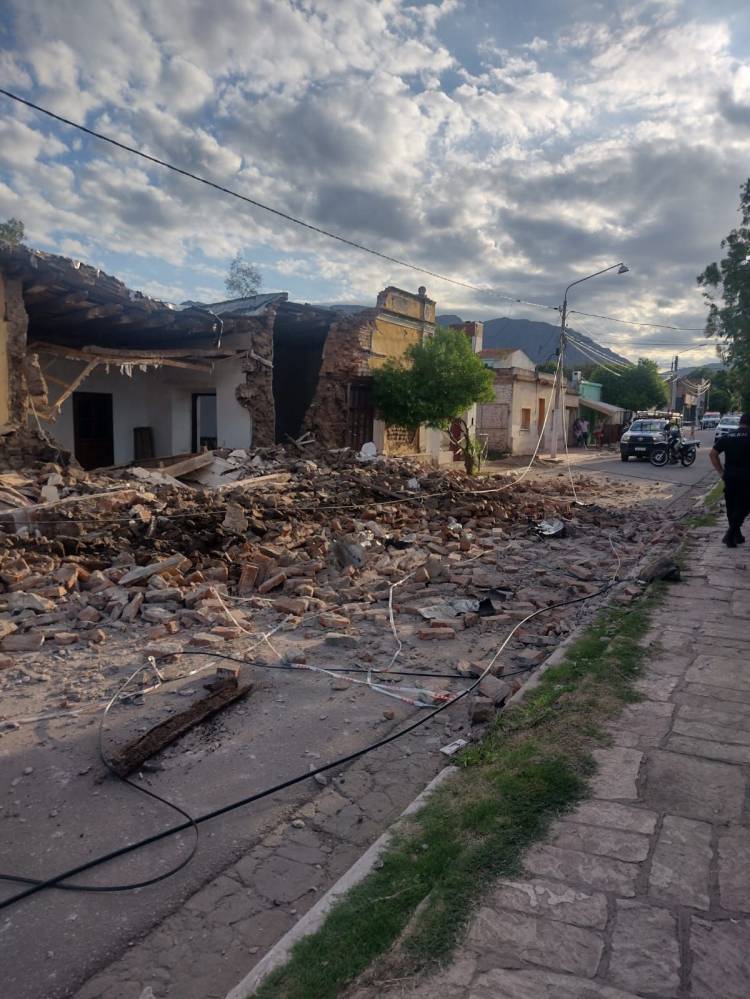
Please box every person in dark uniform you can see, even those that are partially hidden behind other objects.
[709,413,750,548]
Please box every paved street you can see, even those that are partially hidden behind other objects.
[367,522,750,999]
[573,428,715,492]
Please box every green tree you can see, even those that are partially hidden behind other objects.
[591,358,669,411]
[373,326,495,474]
[0,218,25,244]
[697,179,750,410]
[225,251,261,298]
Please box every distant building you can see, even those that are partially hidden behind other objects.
[477,349,579,456]
[571,373,626,444]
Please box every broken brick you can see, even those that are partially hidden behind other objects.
[189,632,226,648]
[274,596,308,616]
[418,627,456,640]
[237,564,259,595]
[258,571,287,594]
[318,612,350,629]
[2,631,45,652]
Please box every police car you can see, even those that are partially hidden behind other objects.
[714,414,741,443]
[619,419,668,461]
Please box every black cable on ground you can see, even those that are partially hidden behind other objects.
[171,649,542,681]
[0,575,618,909]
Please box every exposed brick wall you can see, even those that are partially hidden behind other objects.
[385,424,420,454]
[302,311,376,448]
[2,274,30,424]
[478,373,513,451]
[233,310,277,448]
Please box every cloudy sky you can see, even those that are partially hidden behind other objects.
[1,0,749,367]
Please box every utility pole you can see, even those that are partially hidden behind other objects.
[548,262,629,459]
[670,355,679,413]
[549,299,566,460]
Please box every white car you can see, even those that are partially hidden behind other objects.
[714,415,741,442]
[701,411,720,429]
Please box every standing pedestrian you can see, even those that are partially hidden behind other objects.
[579,417,589,448]
[709,412,750,548]
[572,417,583,447]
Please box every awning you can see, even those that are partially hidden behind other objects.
[579,398,625,419]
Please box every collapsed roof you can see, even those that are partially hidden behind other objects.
[0,242,278,352]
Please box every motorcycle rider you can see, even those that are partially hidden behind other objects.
[666,421,681,462]
[710,412,750,548]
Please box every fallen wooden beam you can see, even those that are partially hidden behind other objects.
[159,451,216,478]
[217,471,292,493]
[31,342,212,373]
[108,676,253,777]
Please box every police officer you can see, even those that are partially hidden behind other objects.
[710,413,750,548]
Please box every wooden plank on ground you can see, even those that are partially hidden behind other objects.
[109,677,253,776]
[159,451,216,478]
[217,471,292,492]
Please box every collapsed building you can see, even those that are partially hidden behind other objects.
[0,242,436,469]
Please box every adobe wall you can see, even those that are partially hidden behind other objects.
[301,312,376,448]
[232,311,277,447]
[0,271,29,425]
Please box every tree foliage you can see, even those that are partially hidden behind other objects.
[373,326,495,431]
[225,252,261,298]
[0,218,25,244]
[697,179,750,410]
[591,358,668,411]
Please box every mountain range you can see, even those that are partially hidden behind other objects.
[437,314,630,368]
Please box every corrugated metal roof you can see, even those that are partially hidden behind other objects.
[180,293,288,316]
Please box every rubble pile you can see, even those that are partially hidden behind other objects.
[0,446,674,736]
[0,445,676,724]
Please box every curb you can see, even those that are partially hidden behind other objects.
[224,765,459,999]
[224,519,685,998]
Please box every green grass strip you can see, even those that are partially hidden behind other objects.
[686,477,724,528]
[253,592,659,999]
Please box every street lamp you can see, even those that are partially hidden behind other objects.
[548,262,629,459]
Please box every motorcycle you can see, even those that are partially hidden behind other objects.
[650,436,700,467]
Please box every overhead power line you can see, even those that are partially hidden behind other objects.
[0,89,717,336]
[565,336,625,375]
[586,339,714,352]
[566,334,632,370]
[0,88,557,312]
[568,308,705,332]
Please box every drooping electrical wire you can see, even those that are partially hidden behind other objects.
[565,336,625,376]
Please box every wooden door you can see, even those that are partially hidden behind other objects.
[73,392,114,469]
[345,381,374,450]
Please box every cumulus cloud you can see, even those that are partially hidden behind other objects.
[0,0,748,368]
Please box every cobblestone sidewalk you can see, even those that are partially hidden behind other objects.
[369,525,750,999]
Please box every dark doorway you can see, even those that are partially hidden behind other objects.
[345,380,374,450]
[191,393,217,451]
[272,305,334,443]
[73,392,114,469]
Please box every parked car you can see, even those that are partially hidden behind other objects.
[701,411,721,429]
[714,414,741,442]
[620,419,668,461]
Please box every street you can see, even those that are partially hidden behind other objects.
[580,428,716,491]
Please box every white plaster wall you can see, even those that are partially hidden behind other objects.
[40,355,251,464]
[215,357,253,450]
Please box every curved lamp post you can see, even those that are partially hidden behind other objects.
[549,262,629,458]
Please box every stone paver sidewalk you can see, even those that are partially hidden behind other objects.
[382,526,750,999]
